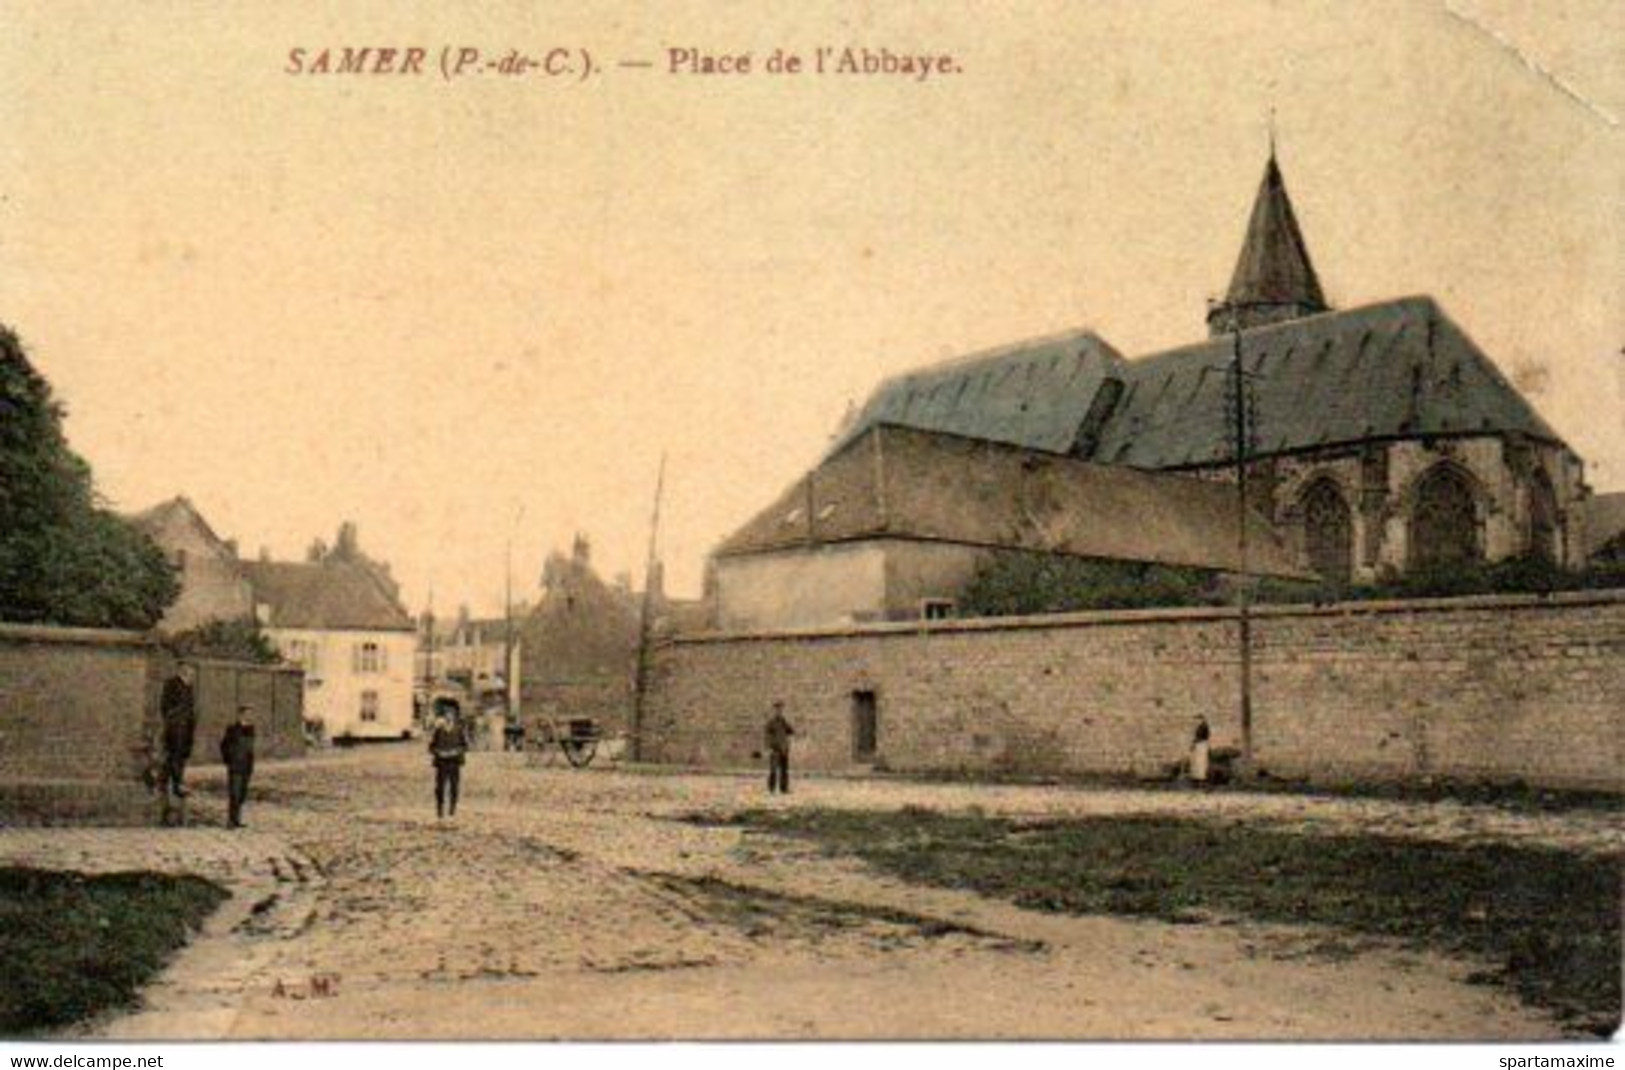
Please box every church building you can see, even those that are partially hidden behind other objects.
[821,152,1591,588]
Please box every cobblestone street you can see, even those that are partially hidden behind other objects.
[5,747,1611,1040]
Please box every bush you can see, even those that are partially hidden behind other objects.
[166,619,282,664]
[959,554,1228,618]
[959,550,1625,619]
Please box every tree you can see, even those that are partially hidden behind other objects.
[0,326,178,628]
[166,619,281,664]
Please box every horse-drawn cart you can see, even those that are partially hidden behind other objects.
[524,716,604,768]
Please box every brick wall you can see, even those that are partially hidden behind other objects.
[146,654,307,763]
[0,625,154,782]
[1,625,305,824]
[0,625,156,824]
[643,590,1625,790]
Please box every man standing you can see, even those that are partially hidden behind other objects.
[220,705,256,829]
[764,701,795,795]
[158,663,198,800]
[428,697,469,819]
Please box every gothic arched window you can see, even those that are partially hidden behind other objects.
[1300,478,1353,583]
[1409,465,1480,569]
[1528,470,1558,564]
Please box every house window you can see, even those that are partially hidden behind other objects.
[921,599,956,621]
[357,641,383,674]
[360,690,379,723]
[286,639,323,680]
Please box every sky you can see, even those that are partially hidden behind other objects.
[1,0,1619,615]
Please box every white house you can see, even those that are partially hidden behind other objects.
[243,559,417,741]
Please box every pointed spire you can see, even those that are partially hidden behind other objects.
[1207,150,1329,336]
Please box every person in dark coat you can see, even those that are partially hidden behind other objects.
[764,701,795,795]
[220,705,256,829]
[159,663,198,799]
[428,698,469,819]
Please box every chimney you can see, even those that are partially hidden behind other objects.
[335,521,360,559]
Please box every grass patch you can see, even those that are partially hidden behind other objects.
[735,808,1622,1035]
[862,770,1625,815]
[0,868,228,1035]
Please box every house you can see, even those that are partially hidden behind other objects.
[243,540,416,742]
[826,152,1592,588]
[128,497,256,634]
[515,535,700,732]
[516,536,640,733]
[711,424,1304,631]
[1582,493,1625,565]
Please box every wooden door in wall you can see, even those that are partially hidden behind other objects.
[851,690,878,763]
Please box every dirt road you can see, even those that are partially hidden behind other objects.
[22,747,1602,1039]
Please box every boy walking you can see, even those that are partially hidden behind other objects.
[220,705,256,829]
[429,698,469,819]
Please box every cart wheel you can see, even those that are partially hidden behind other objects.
[561,739,598,768]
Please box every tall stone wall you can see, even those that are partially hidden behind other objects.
[0,625,157,823]
[1,625,305,824]
[643,590,1625,790]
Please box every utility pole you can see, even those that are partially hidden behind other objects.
[420,588,436,728]
[504,505,525,723]
[630,454,667,762]
[1226,325,1256,761]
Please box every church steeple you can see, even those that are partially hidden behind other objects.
[1206,151,1329,337]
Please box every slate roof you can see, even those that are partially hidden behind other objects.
[242,560,414,632]
[1220,154,1328,312]
[834,295,1567,474]
[129,496,234,554]
[1091,296,1567,469]
[718,424,1305,578]
[828,329,1128,456]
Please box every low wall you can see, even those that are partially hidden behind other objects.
[1,624,304,824]
[147,654,306,764]
[643,590,1625,791]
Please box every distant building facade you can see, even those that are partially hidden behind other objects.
[515,535,699,732]
[128,497,256,634]
[516,536,640,732]
[418,606,523,716]
[242,526,416,741]
[1583,493,1625,565]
